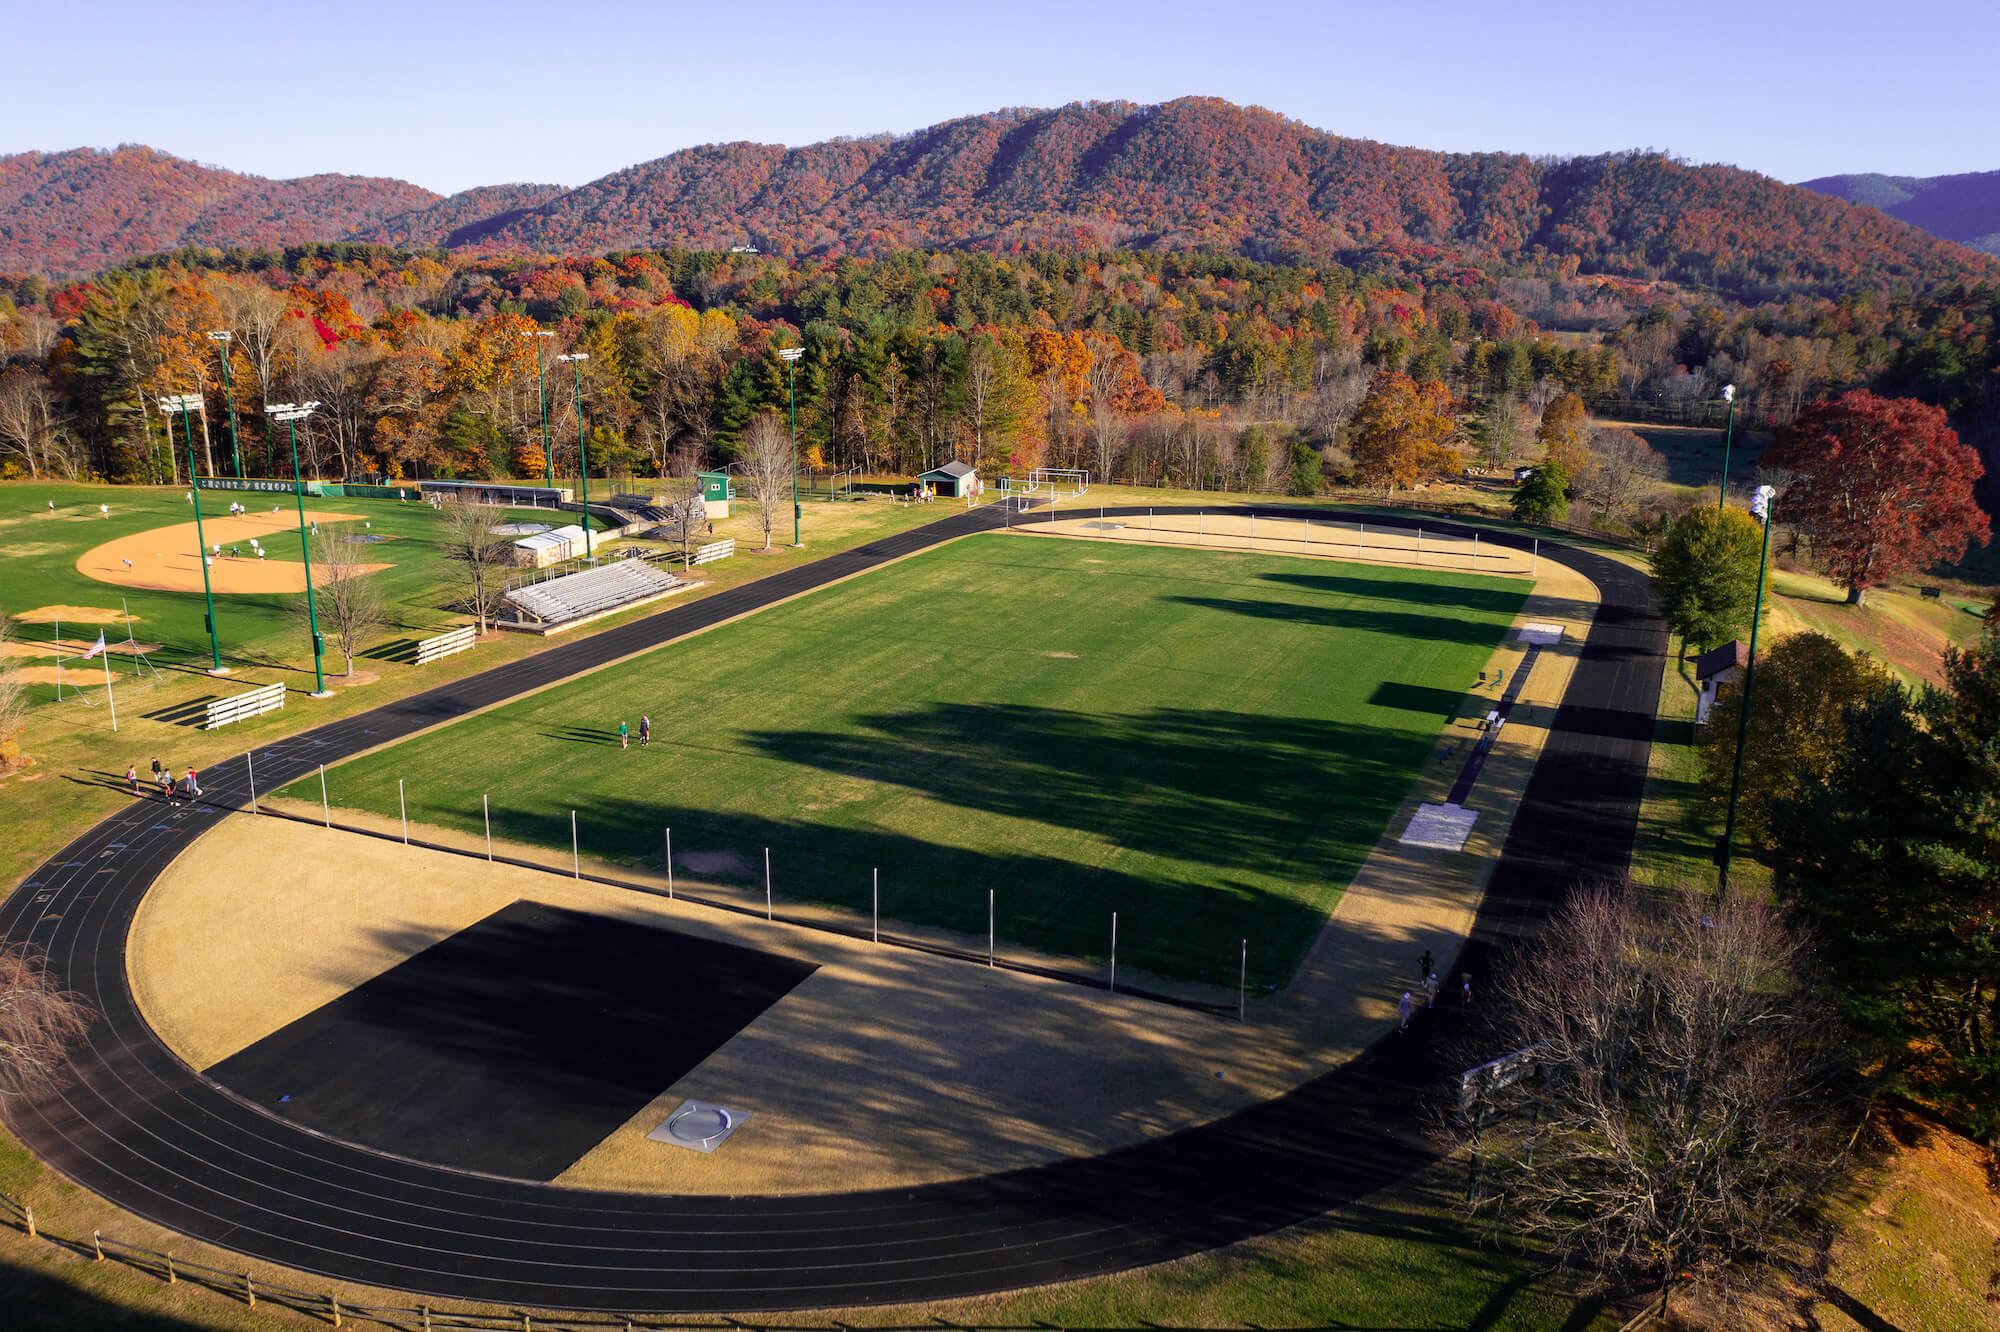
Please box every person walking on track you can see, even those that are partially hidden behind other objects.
[1398,990,1414,1032]
[127,764,140,795]
[185,766,202,797]
[159,770,175,805]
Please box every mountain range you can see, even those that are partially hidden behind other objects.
[2,99,1994,294]
[1798,170,2000,257]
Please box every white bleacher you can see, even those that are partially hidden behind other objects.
[502,558,686,628]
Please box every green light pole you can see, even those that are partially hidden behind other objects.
[557,353,595,562]
[206,330,243,478]
[1716,383,1737,509]
[161,393,228,674]
[1717,483,1775,898]
[524,329,555,486]
[270,401,330,697]
[779,346,803,546]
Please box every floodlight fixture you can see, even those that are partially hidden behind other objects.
[206,329,231,342]
[777,347,804,362]
[1721,383,1735,402]
[522,329,555,338]
[556,352,589,363]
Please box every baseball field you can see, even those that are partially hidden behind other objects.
[286,534,1530,985]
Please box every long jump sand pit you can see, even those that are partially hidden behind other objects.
[77,509,389,594]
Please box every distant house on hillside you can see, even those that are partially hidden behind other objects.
[728,245,759,254]
[1694,640,1750,724]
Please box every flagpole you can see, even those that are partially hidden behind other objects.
[102,648,117,732]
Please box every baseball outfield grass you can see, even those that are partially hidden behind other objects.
[287,534,1527,986]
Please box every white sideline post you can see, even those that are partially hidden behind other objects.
[571,810,579,878]
[1303,517,1310,556]
[1109,911,1118,994]
[483,795,492,860]
[1532,537,1539,575]
[873,868,879,942]
[399,779,407,844]
[1197,511,1203,545]
[765,847,772,919]
[320,765,329,827]
[1358,522,1364,557]
[1249,512,1255,550]
[1239,940,1247,1022]
[1417,528,1423,565]
[988,890,995,967]
[1473,532,1479,569]
[246,750,256,814]
[665,827,673,897]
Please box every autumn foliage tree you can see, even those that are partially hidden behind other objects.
[1534,391,1591,475]
[1349,372,1462,492]
[1760,391,1989,605]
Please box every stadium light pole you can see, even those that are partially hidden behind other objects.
[1717,482,1776,899]
[205,331,243,479]
[1716,384,1737,509]
[160,393,228,673]
[556,353,594,561]
[778,346,803,546]
[269,401,331,697]
[523,329,556,486]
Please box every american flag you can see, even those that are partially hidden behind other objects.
[80,631,106,661]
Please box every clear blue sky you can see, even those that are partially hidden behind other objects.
[8,0,1995,195]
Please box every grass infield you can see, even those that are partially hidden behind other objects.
[286,535,1528,986]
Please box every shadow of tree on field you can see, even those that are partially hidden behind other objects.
[1256,570,1529,615]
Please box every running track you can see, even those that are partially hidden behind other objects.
[0,505,1665,1313]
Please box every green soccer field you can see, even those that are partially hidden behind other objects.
[285,534,1529,987]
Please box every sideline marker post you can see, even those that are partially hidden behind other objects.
[1303,516,1310,556]
[1417,528,1423,564]
[1358,522,1364,557]
[319,765,329,827]
[399,778,408,844]
[873,868,879,942]
[1197,510,1203,545]
[1239,939,1247,1022]
[665,828,673,897]
[1532,537,1539,576]
[765,847,772,919]
[483,795,492,860]
[1249,512,1255,551]
[571,810,579,878]
[1472,532,1479,569]
[988,889,995,967]
[246,750,256,814]
[1109,911,1118,994]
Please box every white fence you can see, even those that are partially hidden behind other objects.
[414,625,477,665]
[203,681,285,730]
[692,539,736,566]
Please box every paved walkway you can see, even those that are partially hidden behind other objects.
[0,505,1664,1314]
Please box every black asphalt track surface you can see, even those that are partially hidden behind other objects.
[206,901,817,1180]
[0,504,1664,1313]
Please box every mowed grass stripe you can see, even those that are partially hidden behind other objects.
[285,536,1527,986]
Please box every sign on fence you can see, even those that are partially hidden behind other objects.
[196,476,321,495]
[203,681,285,730]
[692,538,736,566]
[414,625,477,665]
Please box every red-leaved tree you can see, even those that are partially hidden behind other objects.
[1761,391,1989,605]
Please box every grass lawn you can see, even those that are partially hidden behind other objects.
[286,534,1527,986]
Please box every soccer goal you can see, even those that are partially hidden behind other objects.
[997,468,1090,504]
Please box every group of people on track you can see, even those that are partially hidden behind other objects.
[127,758,202,804]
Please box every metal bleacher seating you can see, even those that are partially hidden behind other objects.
[502,558,686,627]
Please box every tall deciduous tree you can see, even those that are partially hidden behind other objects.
[738,412,793,550]
[1760,391,1989,605]
[1510,460,1570,525]
[1350,371,1462,492]
[1454,883,1856,1309]
[1573,427,1668,522]
[1699,631,1891,849]
[438,501,512,633]
[300,526,387,676]
[1534,391,1591,475]
[1650,505,1766,653]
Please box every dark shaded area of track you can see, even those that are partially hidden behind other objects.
[0,504,1663,1313]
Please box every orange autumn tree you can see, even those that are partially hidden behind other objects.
[1536,391,1591,475]
[1350,371,1463,492]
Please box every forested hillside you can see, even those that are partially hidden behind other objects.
[4,100,1993,301]
[0,146,438,274]
[1,239,1993,524]
[1800,169,2000,257]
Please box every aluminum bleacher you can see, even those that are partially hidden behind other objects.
[500,558,688,631]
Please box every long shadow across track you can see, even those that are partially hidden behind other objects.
[1,503,1664,1313]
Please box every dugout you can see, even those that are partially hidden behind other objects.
[510,523,589,568]
[918,460,979,498]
